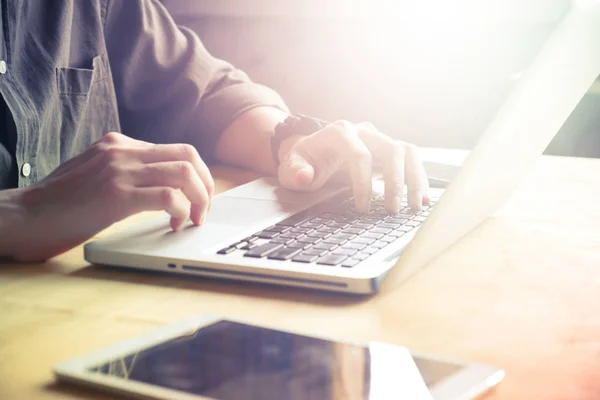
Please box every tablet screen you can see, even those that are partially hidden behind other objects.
[88,320,464,399]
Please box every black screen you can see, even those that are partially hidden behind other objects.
[89,321,463,399]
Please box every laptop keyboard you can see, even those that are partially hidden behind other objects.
[216,193,436,268]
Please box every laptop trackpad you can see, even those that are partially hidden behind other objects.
[205,196,297,226]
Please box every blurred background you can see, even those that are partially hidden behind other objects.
[161,0,600,157]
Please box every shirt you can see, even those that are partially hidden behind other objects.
[0,0,288,189]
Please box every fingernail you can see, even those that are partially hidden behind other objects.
[171,217,181,231]
[423,193,431,205]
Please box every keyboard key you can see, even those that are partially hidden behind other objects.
[361,217,381,224]
[389,231,405,238]
[333,248,358,256]
[271,237,294,245]
[362,232,384,240]
[217,246,236,255]
[290,227,312,234]
[362,247,379,255]
[321,226,341,234]
[341,259,360,268]
[265,225,290,233]
[352,237,376,245]
[353,223,374,230]
[323,237,348,246]
[369,210,389,218]
[292,253,319,263]
[244,242,283,258]
[328,222,349,230]
[256,230,280,239]
[413,216,427,222]
[370,227,392,235]
[332,233,356,241]
[234,241,250,249]
[313,242,339,251]
[267,247,302,260]
[286,241,307,249]
[279,231,301,239]
[380,235,399,243]
[306,231,332,239]
[398,210,417,217]
[317,254,348,266]
[354,252,370,261]
[296,236,321,245]
[405,221,421,227]
[343,228,365,235]
[244,236,258,243]
[303,248,328,256]
[385,217,408,224]
[240,243,257,251]
[377,223,399,229]
[343,242,367,251]
[396,225,414,232]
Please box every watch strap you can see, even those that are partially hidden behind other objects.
[271,114,330,166]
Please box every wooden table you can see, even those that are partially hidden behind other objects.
[1,155,600,400]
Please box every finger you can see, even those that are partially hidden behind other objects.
[355,123,406,213]
[135,143,215,202]
[50,132,135,178]
[130,161,210,225]
[329,122,373,213]
[278,150,316,191]
[129,187,191,231]
[404,144,430,210]
[384,144,405,213]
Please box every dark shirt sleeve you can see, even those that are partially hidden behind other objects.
[104,0,289,164]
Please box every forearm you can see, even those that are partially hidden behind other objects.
[0,189,26,260]
[214,106,291,175]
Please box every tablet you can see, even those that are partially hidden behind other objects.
[54,314,504,400]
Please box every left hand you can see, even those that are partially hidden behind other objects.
[277,120,430,214]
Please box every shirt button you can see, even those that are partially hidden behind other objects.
[0,60,6,74]
[21,162,31,177]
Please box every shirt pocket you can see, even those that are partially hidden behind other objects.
[55,53,120,162]
[56,54,107,95]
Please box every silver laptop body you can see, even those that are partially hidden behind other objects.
[85,1,600,294]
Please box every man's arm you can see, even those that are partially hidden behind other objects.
[104,0,289,165]
[214,106,294,175]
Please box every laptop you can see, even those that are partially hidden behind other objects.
[85,1,600,294]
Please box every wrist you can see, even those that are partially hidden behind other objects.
[277,135,305,165]
[215,106,289,176]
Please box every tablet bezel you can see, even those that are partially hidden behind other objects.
[53,314,504,400]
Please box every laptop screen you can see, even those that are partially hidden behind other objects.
[349,0,574,149]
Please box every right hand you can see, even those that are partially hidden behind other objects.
[3,132,214,262]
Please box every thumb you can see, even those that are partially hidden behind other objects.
[278,150,315,190]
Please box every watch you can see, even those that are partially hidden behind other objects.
[271,113,330,166]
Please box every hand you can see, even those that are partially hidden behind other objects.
[2,132,213,262]
[277,120,429,213]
